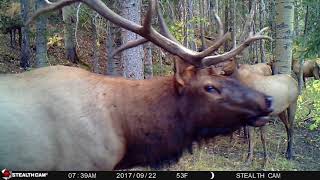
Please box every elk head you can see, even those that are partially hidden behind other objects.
[172,59,273,138]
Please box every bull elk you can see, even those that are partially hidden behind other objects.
[0,0,273,170]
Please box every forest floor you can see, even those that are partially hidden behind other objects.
[0,33,319,171]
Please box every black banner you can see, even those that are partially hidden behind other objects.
[1,171,319,180]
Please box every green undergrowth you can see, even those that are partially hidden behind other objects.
[296,80,320,131]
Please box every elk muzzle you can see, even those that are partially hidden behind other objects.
[246,95,273,127]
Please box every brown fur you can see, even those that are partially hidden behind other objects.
[292,59,320,86]
[239,63,272,76]
[235,66,298,161]
[211,58,238,76]
[0,64,273,170]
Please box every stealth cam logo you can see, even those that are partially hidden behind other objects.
[1,169,12,180]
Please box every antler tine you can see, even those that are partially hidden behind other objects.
[214,12,224,37]
[110,0,176,59]
[240,0,256,42]
[87,0,199,66]
[194,12,229,59]
[196,32,230,58]
[44,0,54,5]
[141,0,156,34]
[29,0,258,68]
[157,1,228,59]
[201,27,272,66]
[26,0,80,26]
[110,38,148,58]
[156,1,228,60]
[110,0,156,58]
[156,1,179,43]
[84,0,204,66]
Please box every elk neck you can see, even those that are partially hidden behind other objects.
[110,76,196,169]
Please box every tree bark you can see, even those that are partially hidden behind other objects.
[105,1,122,76]
[274,0,295,75]
[259,0,266,63]
[183,0,188,47]
[121,0,144,80]
[35,0,48,68]
[199,0,206,50]
[303,5,309,35]
[239,0,256,64]
[230,0,236,49]
[20,0,31,69]
[91,14,99,73]
[144,42,153,79]
[187,0,196,50]
[62,5,79,63]
[224,0,230,51]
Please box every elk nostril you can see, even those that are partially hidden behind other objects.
[265,96,273,112]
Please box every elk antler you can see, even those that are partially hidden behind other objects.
[202,27,273,66]
[28,0,272,68]
[111,0,230,60]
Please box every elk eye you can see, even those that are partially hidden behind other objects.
[204,85,220,94]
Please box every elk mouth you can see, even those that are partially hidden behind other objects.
[246,115,270,127]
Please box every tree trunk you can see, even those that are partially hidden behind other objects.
[105,1,122,76]
[224,0,230,51]
[259,0,266,63]
[144,42,153,79]
[35,0,48,68]
[303,5,309,35]
[211,0,219,36]
[91,14,99,73]
[106,22,115,76]
[239,0,256,64]
[230,0,236,49]
[199,0,206,50]
[187,0,196,50]
[121,0,144,80]
[183,0,188,47]
[106,22,123,76]
[20,0,31,69]
[269,0,276,58]
[62,5,79,63]
[274,0,294,75]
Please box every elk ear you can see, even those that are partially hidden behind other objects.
[174,58,196,93]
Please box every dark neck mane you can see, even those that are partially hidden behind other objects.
[114,76,195,169]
